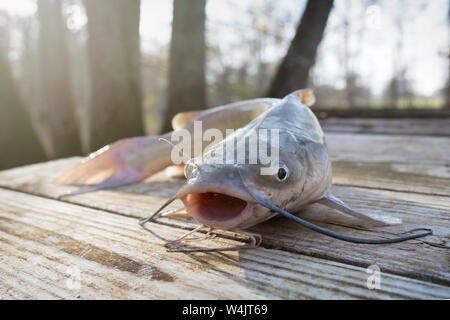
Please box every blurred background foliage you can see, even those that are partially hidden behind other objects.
[0,0,448,169]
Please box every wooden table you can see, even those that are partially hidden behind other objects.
[0,119,449,299]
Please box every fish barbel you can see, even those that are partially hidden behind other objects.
[57,89,432,251]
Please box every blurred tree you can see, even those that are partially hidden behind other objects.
[446,56,450,109]
[141,49,169,135]
[385,0,427,108]
[268,0,334,98]
[207,0,296,107]
[37,0,82,158]
[17,15,41,125]
[310,83,346,108]
[84,0,144,151]
[343,72,371,108]
[383,68,414,108]
[339,0,370,108]
[446,0,450,109]
[0,14,46,169]
[211,66,234,106]
[162,0,207,133]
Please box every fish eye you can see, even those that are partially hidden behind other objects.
[276,165,289,181]
[277,167,287,180]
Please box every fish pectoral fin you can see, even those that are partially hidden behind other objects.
[316,193,402,227]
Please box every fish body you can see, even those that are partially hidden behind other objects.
[177,92,332,230]
[56,98,279,190]
[58,89,424,250]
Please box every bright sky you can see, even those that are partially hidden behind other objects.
[315,0,449,96]
[0,0,36,16]
[0,0,448,97]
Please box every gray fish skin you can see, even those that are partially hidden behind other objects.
[177,92,333,230]
[58,88,401,228]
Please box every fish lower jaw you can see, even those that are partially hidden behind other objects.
[181,192,255,230]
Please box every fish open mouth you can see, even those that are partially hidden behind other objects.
[183,192,248,223]
[176,179,265,229]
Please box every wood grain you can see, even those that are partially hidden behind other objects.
[320,118,450,137]
[0,132,449,298]
[0,189,448,299]
[1,133,448,196]
[0,157,448,285]
[326,133,450,196]
[327,133,450,164]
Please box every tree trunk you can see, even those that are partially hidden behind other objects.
[84,0,145,151]
[446,0,450,109]
[267,0,334,98]
[37,0,82,158]
[162,0,207,133]
[0,26,46,170]
[446,51,450,109]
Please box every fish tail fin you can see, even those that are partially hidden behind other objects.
[288,89,316,107]
[55,134,174,193]
[316,193,402,227]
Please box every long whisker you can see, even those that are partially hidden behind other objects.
[236,167,432,244]
[159,137,197,167]
[139,195,178,226]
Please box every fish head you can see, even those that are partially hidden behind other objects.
[176,158,270,230]
[175,125,332,230]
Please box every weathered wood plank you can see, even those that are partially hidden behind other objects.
[1,133,448,196]
[250,185,450,284]
[326,133,450,164]
[0,189,448,299]
[326,133,450,196]
[321,118,450,137]
[3,156,448,198]
[0,157,448,285]
[0,132,448,286]
[314,109,450,120]
[332,160,450,196]
[75,185,450,286]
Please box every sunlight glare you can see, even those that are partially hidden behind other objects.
[0,0,37,17]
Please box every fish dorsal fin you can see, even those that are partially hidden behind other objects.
[288,89,316,108]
